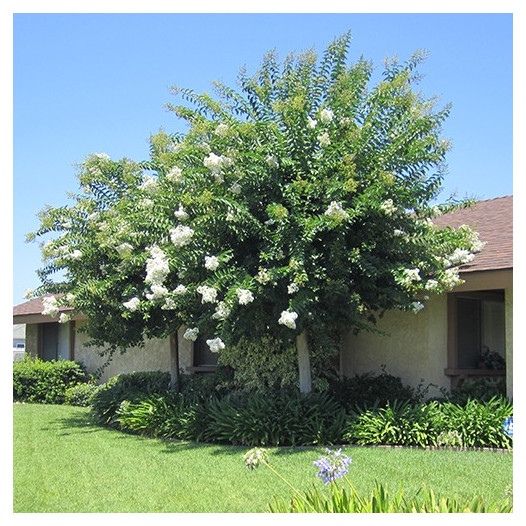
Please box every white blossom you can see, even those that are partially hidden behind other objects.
[66,250,83,260]
[166,166,183,182]
[236,289,254,305]
[324,201,349,221]
[23,288,34,300]
[59,313,71,324]
[287,283,299,294]
[170,225,194,247]
[116,243,133,256]
[197,285,218,303]
[266,155,279,168]
[442,267,463,289]
[204,152,224,174]
[425,279,440,291]
[381,199,396,215]
[93,153,110,160]
[145,246,170,285]
[42,295,59,317]
[411,301,425,313]
[317,132,331,147]
[183,327,199,341]
[448,248,475,266]
[320,108,334,123]
[215,123,229,137]
[212,301,231,320]
[162,297,177,310]
[123,297,140,312]
[205,255,219,271]
[229,182,242,194]
[278,310,298,330]
[174,284,187,295]
[402,268,421,284]
[256,268,271,285]
[139,176,159,194]
[206,337,225,353]
[146,284,169,301]
[307,116,317,129]
[174,205,189,221]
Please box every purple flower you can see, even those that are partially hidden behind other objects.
[313,448,352,485]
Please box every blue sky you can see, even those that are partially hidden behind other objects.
[12,12,514,305]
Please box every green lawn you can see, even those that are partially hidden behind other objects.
[13,403,513,513]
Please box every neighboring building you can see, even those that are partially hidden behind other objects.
[13,324,26,361]
[13,196,512,397]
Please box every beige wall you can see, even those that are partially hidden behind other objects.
[73,321,196,384]
[343,294,449,398]
[342,269,513,398]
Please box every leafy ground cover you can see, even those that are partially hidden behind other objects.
[13,403,512,513]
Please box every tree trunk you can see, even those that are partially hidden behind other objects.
[296,331,312,395]
[169,332,181,393]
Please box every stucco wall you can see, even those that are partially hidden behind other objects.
[74,320,171,383]
[342,294,449,398]
[25,324,39,359]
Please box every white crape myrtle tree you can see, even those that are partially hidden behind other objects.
[29,32,483,393]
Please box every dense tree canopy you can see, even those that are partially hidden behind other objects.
[28,32,483,391]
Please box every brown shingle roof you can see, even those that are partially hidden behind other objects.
[13,294,73,317]
[433,195,513,273]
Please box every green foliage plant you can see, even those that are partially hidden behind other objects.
[13,356,89,404]
[28,31,485,394]
[64,382,101,406]
[244,448,513,513]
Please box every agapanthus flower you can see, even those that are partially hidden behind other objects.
[183,327,199,341]
[123,297,140,312]
[313,448,352,485]
[170,225,194,247]
[243,448,269,470]
[236,289,254,305]
[207,337,225,353]
[205,256,220,271]
[197,285,218,303]
[278,310,298,329]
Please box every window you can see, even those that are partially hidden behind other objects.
[192,338,218,371]
[16,343,25,349]
[447,290,506,385]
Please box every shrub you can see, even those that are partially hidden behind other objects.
[446,377,507,405]
[13,357,89,404]
[64,383,101,407]
[91,371,171,426]
[328,368,418,410]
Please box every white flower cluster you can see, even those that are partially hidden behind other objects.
[320,108,334,123]
[324,201,349,222]
[174,284,187,295]
[170,225,194,247]
[174,205,189,221]
[266,155,279,168]
[212,301,231,320]
[204,152,232,182]
[447,248,475,266]
[205,255,219,271]
[197,285,218,304]
[59,313,71,324]
[65,250,83,260]
[145,246,170,285]
[166,166,183,182]
[287,283,299,294]
[207,337,225,353]
[42,295,59,317]
[441,267,463,289]
[401,268,421,285]
[123,297,140,312]
[215,123,229,137]
[278,310,298,329]
[236,289,254,305]
[116,243,133,256]
[146,284,169,301]
[139,176,159,194]
[317,132,331,147]
[256,267,271,285]
[183,327,199,341]
[381,199,397,215]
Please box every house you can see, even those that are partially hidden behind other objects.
[342,196,513,399]
[13,324,26,361]
[13,196,513,397]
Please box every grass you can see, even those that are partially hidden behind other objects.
[13,403,513,513]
